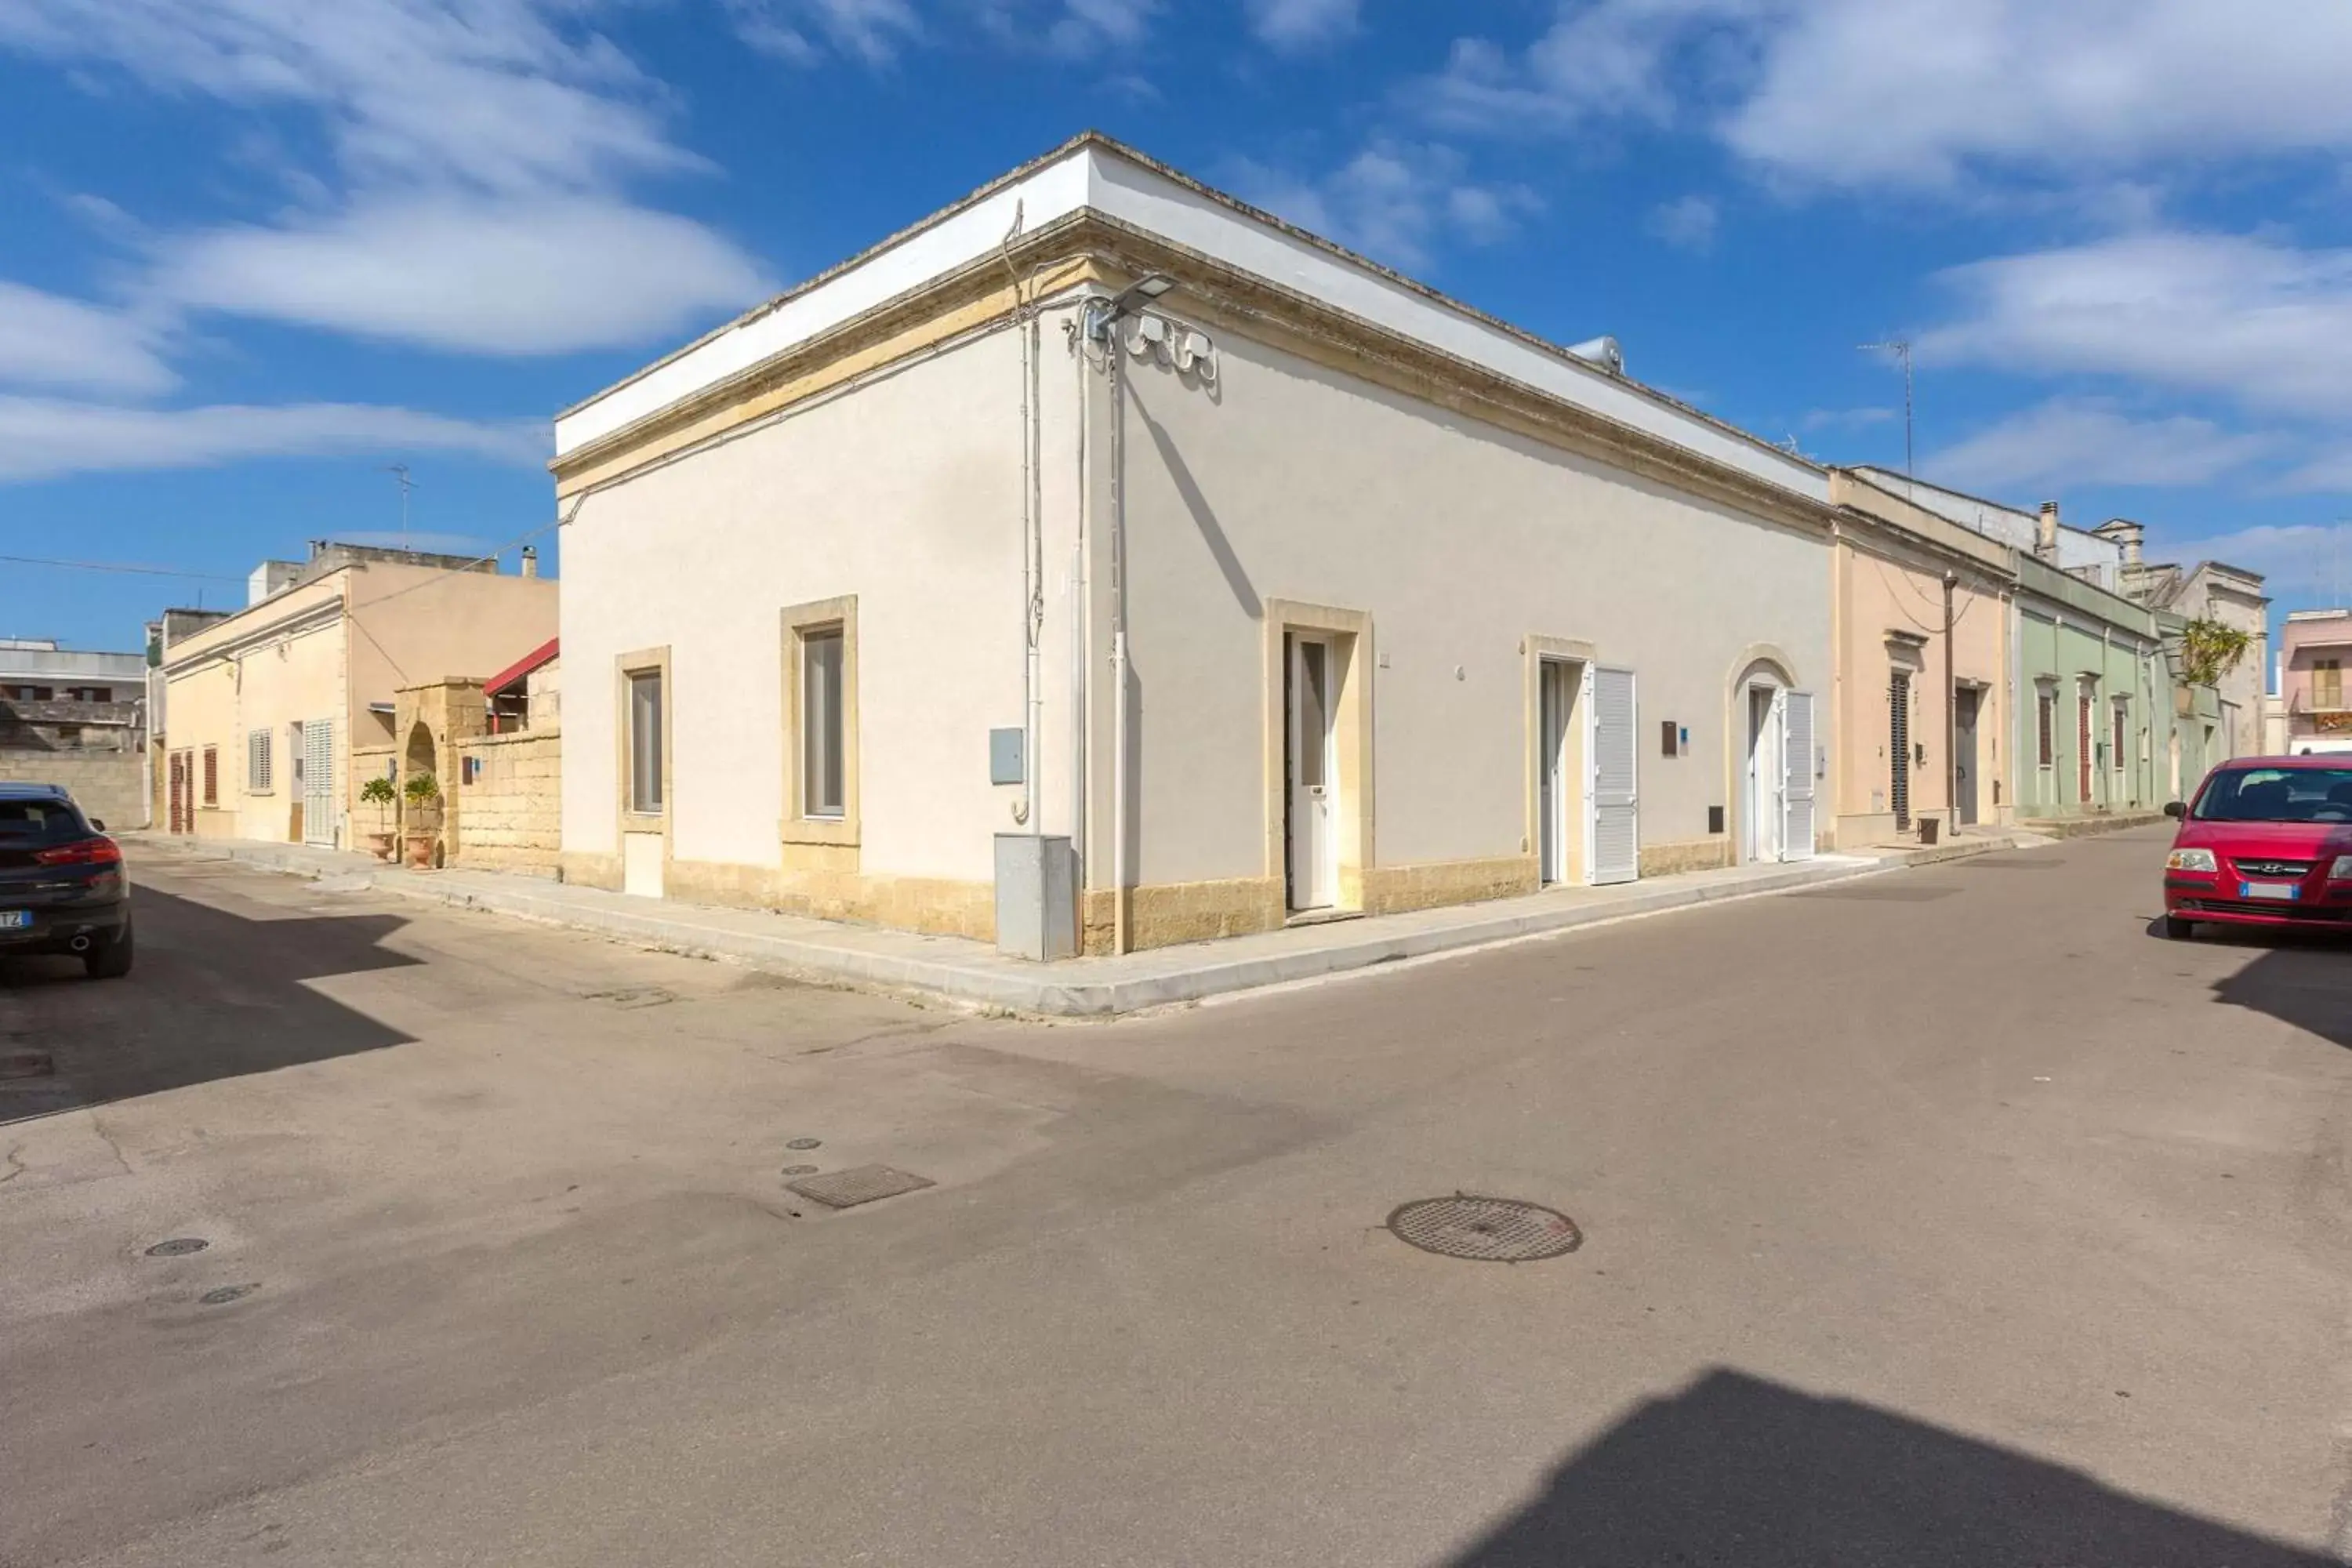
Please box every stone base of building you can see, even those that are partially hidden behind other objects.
[558,838,1781,958]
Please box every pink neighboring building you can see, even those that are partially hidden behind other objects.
[2280,610,2352,751]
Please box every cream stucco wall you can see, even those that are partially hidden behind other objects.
[344,563,559,750]
[162,563,556,847]
[560,321,1076,920]
[162,589,349,843]
[1115,324,1835,896]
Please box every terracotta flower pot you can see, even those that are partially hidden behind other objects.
[403,833,437,868]
[366,831,397,862]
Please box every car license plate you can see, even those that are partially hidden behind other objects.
[0,910,29,930]
[2241,880,2302,901]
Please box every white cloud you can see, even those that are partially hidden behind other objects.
[1417,0,2352,190]
[2276,448,2352,496]
[723,0,924,66]
[1918,231,2352,423]
[2132,521,2352,604]
[0,0,771,358]
[1245,0,1359,50]
[1725,0,2352,189]
[1646,193,1719,251]
[157,195,771,356]
[1233,143,1541,272]
[1047,0,1156,55]
[0,0,691,196]
[1925,399,2282,493]
[0,397,548,485]
[1415,0,1760,136]
[0,283,175,397]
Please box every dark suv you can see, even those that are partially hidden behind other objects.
[0,782,132,978]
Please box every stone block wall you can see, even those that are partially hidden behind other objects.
[454,728,561,876]
[0,746,147,829]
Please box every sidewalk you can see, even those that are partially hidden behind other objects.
[123,831,2036,1017]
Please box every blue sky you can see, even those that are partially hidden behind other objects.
[7,0,2352,653]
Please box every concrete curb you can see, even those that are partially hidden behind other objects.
[2016,811,2172,840]
[125,832,2031,1018]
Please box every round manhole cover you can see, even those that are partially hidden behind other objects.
[1386,1197,1582,1263]
[200,1283,259,1306]
[786,1138,822,1151]
[781,1164,819,1176]
[145,1238,209,1258]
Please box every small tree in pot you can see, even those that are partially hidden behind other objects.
[402,771,441,868]
[360,775,397,860]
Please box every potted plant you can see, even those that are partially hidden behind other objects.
[401,771,441,868]
[360,775,397,860]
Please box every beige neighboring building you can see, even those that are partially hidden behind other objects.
[1828,472,2015,844]
[161,543,557,848]
[2098,520,2269,760]
[453,639,563,876]
[553,133,1846,956]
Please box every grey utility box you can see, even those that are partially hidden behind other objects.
[994,833,1077,961]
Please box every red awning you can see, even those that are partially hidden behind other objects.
[484,637,558,699]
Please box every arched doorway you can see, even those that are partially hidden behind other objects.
[1728,648,1817,865]
[402,720,437,851]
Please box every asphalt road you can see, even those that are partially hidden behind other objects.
[2,830,2347,1566]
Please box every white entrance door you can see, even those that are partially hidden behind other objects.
[1591,666,1639,885]
[1780,690,1817,862]
[1538,659,1577,885]
[1746,685,1784,863]
[303,718,337,847]
[622,833,664,898]
[1286,634,1338,911]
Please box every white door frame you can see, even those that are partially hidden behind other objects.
[1537,655,1583,886]
[1286,632,1339,911]
[1744,681,1785,864]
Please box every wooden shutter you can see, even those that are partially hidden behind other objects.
[303,720,337,846]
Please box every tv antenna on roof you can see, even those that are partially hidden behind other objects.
[382,463,415,544]
[1858,339,1915,478]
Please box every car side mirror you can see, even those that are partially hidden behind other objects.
[2162,801,2186,820]
[89,818,106,832]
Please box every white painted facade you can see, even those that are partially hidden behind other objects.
[555,135,1841,951]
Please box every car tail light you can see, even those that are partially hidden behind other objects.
[33,837,122,868]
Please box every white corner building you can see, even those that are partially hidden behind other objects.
[553,134,1842,955]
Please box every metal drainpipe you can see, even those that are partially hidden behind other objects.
[1069,314,1088,887]
[1109,334,1131,955]
[1944,571,1958,829]
[1023,303,1043,836]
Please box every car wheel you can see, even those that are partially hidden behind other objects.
[84,920,133,979]
[2160,915,2194,941]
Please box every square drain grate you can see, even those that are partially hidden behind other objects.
[786,1164,935,1210]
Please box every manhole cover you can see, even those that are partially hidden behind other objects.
[1387,1197,1582,1263]
[145,1238,209,1258]
[786,1138,822,1151]
[785,1164,934,1210]
[199,1283,259,1306]
[781,1164,819,1176]
[0,1051,53,1080]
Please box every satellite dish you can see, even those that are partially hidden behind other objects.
[1176,328,1211,370]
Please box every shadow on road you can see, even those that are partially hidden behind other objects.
[1448,1369,2325,1566]
[0,883,420,1120]
[2207,936,2352,1051]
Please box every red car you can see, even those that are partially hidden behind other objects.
[2161,756,2352,938]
